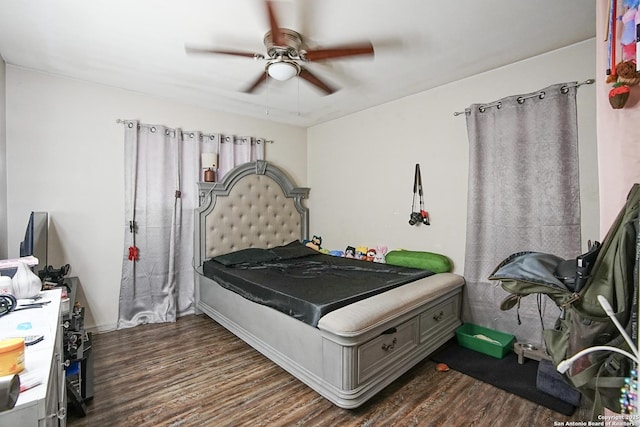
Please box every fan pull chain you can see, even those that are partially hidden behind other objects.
[297,76,301,117]
[265,70,270,117]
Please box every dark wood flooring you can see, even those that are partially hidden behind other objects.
[67,314,591,426]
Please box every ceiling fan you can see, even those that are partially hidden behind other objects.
[185,0,375,95]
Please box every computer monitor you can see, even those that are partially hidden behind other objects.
[19,211,48,274]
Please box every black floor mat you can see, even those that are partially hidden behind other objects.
[430,338,576,416]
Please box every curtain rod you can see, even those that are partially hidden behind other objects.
[115,119,274,143]
[453,79,595,117]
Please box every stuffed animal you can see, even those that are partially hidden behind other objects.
[304,235,322,251]
[615,60,640,85]
[373,246,388,263]
[355,246,368,260]
[344,246,356,258]
[365,248,376,262]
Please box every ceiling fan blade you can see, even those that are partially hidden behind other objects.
[304,42,374,61]
[243,72,268,93]
[265,0,286,46]
[299,67,335,95]
[185,46,261,59]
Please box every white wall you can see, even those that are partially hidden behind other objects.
[307,39,598,274]
[5,66,307,331]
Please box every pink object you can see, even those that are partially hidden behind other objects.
[622,43,636,61]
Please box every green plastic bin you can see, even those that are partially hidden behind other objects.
[455,323,516,359]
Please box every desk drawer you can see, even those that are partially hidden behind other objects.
[357,318,418,384]
[419,295,459,342]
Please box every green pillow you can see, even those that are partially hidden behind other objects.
[385,250,452,273]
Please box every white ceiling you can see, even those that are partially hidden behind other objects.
[0,0,596,127]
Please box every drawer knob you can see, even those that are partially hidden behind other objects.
[381,337,397,352]
[433,311,444,321]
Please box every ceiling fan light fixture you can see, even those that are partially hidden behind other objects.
[267,60,299,81]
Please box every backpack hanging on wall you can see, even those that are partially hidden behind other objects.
[489,183,640,415]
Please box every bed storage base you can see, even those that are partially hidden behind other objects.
[197,271,463,408]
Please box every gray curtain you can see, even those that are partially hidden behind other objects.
[118,122,200,329]
[217,135,266,180]
[117,121,266,329]
[462,83,582,346]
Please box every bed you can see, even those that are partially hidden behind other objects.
[194,160,465,409]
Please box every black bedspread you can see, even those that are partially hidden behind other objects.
[202,241,435,327]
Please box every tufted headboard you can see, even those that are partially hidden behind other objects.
[194,160,310,268]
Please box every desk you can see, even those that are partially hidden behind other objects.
[0,289,66,426]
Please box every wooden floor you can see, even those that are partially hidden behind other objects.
[67,314,591,427]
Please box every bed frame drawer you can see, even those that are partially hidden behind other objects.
[419,294,460,343]
[357,318,418,384]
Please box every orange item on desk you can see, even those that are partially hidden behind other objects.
[0,338,25,376]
